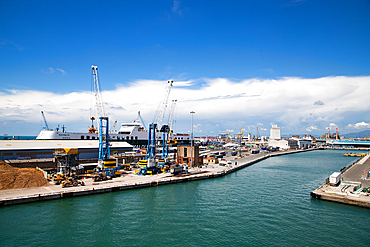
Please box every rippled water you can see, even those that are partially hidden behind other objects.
[1,149,369,246]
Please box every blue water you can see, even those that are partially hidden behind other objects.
[1,149,369,246]
[0,136,37,140]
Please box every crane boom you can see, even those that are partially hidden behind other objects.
[109,119,117,134]
[138,111,147,129]
[153,80,173,128]
[92,65,105,118]
[41,111,49,130]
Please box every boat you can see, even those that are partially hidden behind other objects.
[343,153,366,157]
[36,119,191,148]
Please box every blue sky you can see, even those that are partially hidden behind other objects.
[1,0,370,137]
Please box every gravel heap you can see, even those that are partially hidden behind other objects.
[0,161,49,190]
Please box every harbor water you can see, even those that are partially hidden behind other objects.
[1,149,369,246]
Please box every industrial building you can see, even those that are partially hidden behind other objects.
[177,145,202,166]
[268,124,299,150]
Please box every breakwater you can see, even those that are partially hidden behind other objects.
[311,152,370,208]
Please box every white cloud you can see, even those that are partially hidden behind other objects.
[56,68,67,75]
[347,121,370,130]
[306,126,318,132]
[0,38,24,51]
[1,76,370,136]
[41,67,67,75]
[329,123,338,128]
[172,0,182,15]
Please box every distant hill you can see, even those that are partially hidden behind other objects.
[341,130,370,138]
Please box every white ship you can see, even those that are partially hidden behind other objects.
[36,120,191,148]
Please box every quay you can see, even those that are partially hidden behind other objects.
[311,153,370,208]
[0,148,312,207]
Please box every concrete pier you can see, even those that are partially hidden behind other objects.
[0,149,313,207]
[311,153,370,208]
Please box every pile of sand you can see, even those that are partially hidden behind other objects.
[0,161,49,190]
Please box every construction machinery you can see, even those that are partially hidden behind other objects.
[54,148,79,176]
[93,173,112,182]
[61,178,85,187]
[53,174,67,185]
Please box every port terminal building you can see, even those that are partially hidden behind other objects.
[268,124,311,149]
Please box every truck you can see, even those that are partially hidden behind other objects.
[170,164,188,175]
[329,172,341,186]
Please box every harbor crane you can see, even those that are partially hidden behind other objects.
[91,65,118,176]
[236,128,245,146]
[41,111,49,130]
[139,80,174,175]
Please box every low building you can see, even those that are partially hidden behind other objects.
[268,139,299,150]
[203,156,218,164]
[291,137,312,148]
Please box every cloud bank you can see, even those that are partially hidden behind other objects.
[1,76,369,136]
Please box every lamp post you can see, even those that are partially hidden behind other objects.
[190,111,195,167]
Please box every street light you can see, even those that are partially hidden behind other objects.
[190,111,195,167]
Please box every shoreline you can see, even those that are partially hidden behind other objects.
[0,148,314,207]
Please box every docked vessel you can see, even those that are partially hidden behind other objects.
[36,120,191,148]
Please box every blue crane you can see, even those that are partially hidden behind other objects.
[139,80,174,175]
[91,65,118,177]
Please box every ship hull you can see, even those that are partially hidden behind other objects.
[36,129,190,148]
